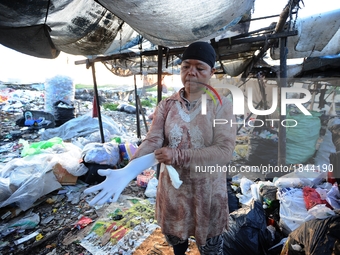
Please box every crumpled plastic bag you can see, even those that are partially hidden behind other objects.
[144,177,158,198]
[305,204,335,221]
[277,187,309,233]
[81,141,120,166]
[274,169,326,188]
[0,141,84,210]
[326,184,340,210]
[236,177,255,206]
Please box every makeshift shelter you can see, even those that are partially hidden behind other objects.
[1,0,340,164]
[1,1,340,254]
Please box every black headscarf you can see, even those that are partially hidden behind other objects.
[182,41,216,68]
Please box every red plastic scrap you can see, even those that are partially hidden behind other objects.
[302,186,332,210]
[74,216,93,229]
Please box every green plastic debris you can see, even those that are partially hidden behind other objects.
[112,137,121,144]
[20,137,64,157]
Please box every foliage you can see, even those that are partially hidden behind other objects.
[140,99,153,107]
[75,84,130,89]
[103,102,119,111]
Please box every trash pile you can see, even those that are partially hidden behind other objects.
[227,168,340,254]
[0,81,340,255]
[0,81,154,254]
[224,113,340,255]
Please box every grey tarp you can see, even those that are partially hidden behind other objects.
[0,0,254,58]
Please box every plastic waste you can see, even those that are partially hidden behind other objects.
[326,184,340,210]
[8,213,40,230]
[277,187,309,233]
[45,75,75,115]
[282,215,340,255]
[20,137,63,157]
[223,200,274,255]
[54,100,75,127]
[286,111,321,164]
[24,117,45,126]
[74,216,93,230]
[144,177,158,198]
[236,177,254,206]
[0,212,40,235]
[0,141,83,210]
[274,169,326,188]
[303,186,332,211]
[305,204,335,221]
[81,142,120,166]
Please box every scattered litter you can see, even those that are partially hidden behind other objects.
[74,216,93,230]
[14,230,41,245]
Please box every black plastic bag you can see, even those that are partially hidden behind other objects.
[329,124,340,151]
[283,215,340,255]
[117,103,129,111]
[123,105,136,114]
[247,136,278,166]
[54,100,75,127]
[227,181,239,213]
[223,200,274,255]
[79,162,114,185]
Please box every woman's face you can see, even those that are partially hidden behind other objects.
[180,59,215,95]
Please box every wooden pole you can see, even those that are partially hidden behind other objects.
[134,75,141,139]
[278,37,288,166]
[90,62,105,143]
[156,46,164,179]
[157,46,163,104]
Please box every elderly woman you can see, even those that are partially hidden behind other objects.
[86,41,236,255]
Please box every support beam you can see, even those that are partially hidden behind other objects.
[74,31,297,67]
[278,36,288,166]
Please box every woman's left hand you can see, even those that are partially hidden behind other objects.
[154,147,173,165]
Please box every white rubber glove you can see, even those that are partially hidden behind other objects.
[84,153,158,206]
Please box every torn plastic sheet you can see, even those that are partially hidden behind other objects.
[0,212,40,236]
[0,166,61,211]
[0,142,83,210]
[271,9,340,59]
[98,0,255,46]
[40,114,126,141]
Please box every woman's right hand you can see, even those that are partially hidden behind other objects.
[154,147,173,165]
[84,153,159,206]
[84,168,131,206]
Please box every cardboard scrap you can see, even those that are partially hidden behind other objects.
[52,163,77,185]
